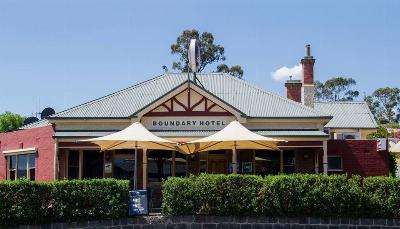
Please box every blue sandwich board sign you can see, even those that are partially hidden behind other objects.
[128,190,149,216]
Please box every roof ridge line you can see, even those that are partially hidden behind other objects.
[220,73,330,117]
[51,73,167,118]
[315,101,366,104]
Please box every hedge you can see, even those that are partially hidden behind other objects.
[0,179,129,226]
[162,174,400,218]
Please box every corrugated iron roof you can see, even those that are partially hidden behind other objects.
[50,73,331,119]
[19,119,51,129]
[314,102,377,128]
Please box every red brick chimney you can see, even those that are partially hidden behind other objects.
[301,44,316,108]
[285,76,302,103]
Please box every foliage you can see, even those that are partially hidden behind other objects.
[314,77,359,102]
[0,111,25,133]
[363,177,400,218]
[216,64,244,78]
[366,126,390,139]
[388,154,398,177]
[170,29,244,77]
[162,174,263,216]
[0,179,129,226]
[365,87,400,124]
[162,174,400,218]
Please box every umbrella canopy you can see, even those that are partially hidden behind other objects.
[178,121,284,154]
[83,122,178,151]
[83,122,179,190]
[390,141,400,153]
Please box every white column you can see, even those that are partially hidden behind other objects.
[232,148,237,174]
[323,140,328,174]
[134,147,138,190]
[54,139,59,180]
[142,148,147,189]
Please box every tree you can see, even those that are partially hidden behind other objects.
[0,112,25,133]
[365,87,400,124]
[170,29,244,77]
[314,77,359,102]
[216,64,244,78]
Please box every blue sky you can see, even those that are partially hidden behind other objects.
[0,0,399,117]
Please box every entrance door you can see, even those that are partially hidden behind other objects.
[208,158,228,174]
[82,151,104,179]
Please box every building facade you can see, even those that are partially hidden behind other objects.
[0,46,388,206]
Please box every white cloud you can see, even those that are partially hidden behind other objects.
[271,64,302,82]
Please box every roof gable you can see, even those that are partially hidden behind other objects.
[50,73,330,119]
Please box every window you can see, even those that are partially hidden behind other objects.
[113,154,135,180]
[7,153,36,180]
[328,156,343,171]
[148,151,172,182]
[9,155,17,180]
[334,133,360,140]
[28,154,35,181]
[67,150,80,179]
[283,151,295,174]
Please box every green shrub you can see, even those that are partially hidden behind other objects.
[162,174,263,216]
[258,174,363,217]
[363,176,400,218]
[0,179,53,225]
[162,174,400,218]
[0,179,129,226]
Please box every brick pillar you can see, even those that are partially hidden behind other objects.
[285,79,302,103]
[301,44,316,108]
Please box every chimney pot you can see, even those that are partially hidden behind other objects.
[306,44,311,56]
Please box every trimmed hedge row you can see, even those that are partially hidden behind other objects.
[162,174,400,218]
[0,179,129,226]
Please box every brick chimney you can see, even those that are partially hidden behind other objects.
[285,76,302,103]
[301,44,315,108]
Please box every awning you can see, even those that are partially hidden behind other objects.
[54,129,328,138]
[2,148,37,155]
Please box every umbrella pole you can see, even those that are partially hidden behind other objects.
[232,141,237,174]
[134,141,138,190]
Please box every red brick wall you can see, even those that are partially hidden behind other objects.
[328,140,389,176]
[0,125,55,181]
[301,58,315,85]
[285,83,302,103]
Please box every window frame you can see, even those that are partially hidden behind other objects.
[327,155,343,172]
[6,151,36,180]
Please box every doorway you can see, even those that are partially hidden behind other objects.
[207,158,228,174]
[82,150,104,179]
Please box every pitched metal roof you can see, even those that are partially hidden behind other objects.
[314,102,377,129]
[50,73,330,119]
[19,119,51,130]
[53,129,327,138]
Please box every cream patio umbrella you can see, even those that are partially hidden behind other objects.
[83,122,179,189]
[389,141,400,153]
[178,121,285,173]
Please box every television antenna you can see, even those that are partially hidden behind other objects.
[188,39,204,87]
